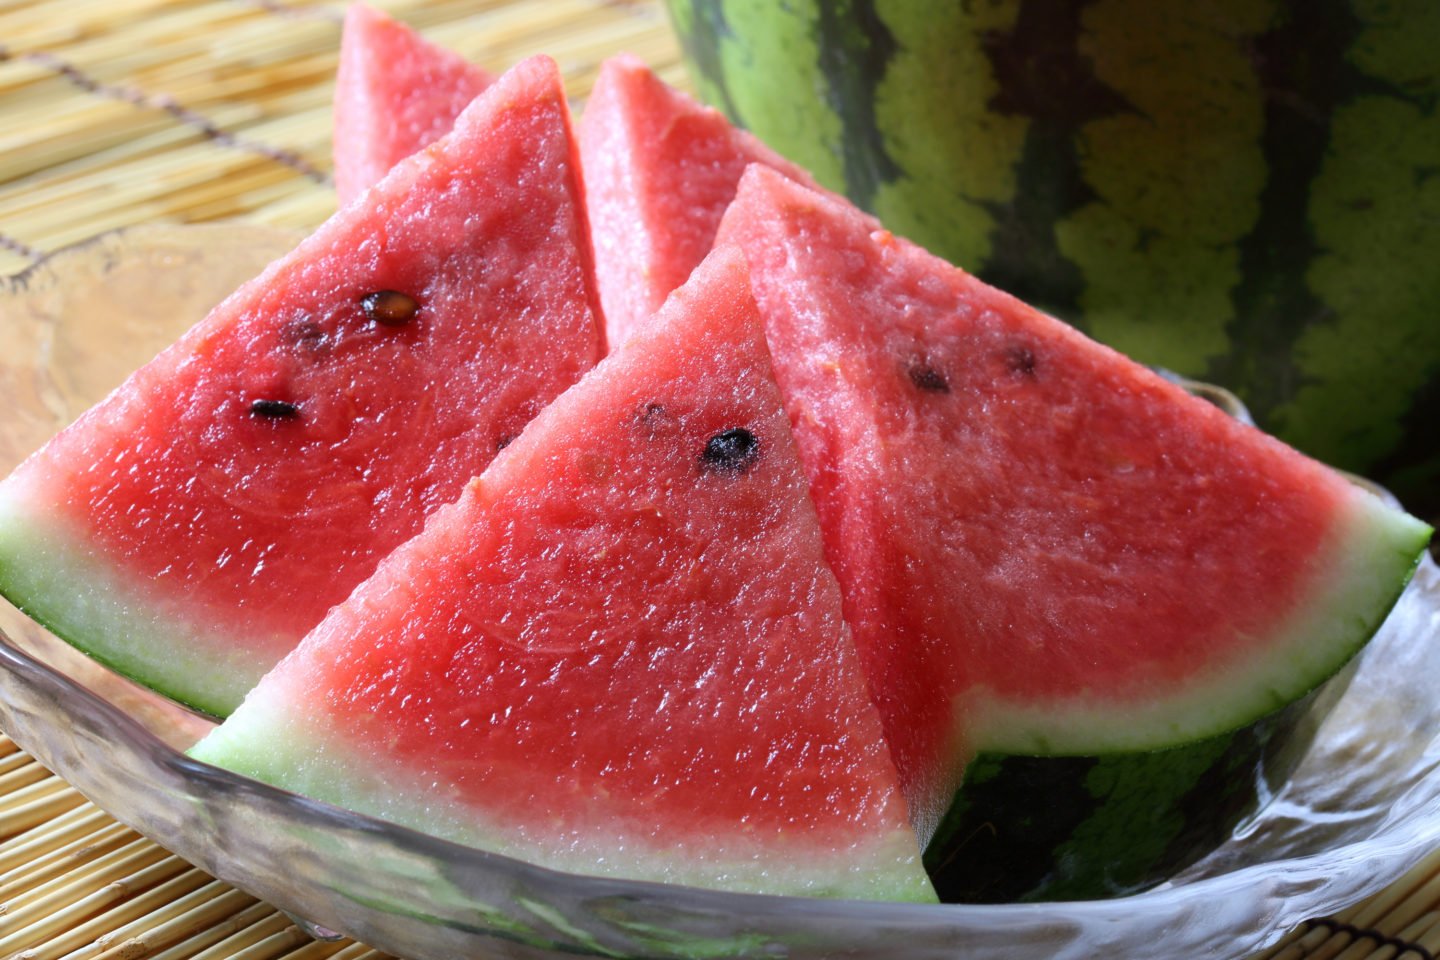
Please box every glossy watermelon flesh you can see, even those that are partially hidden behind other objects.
[332,3,493,205]
[578,54,819,350]
[0,57,603,716]
[716,166,1431,838]
[190,247,935,902]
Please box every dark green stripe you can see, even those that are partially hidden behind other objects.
[1373,374,1440,529]
[812,0,902,211]
[977,0,1131,326]
[925,753,1102,903]
[1207,0,1368,426]
[666,0,744,123]
[925,689,1320,903]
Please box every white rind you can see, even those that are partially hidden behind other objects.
[0,472,269,716]
[960,483,1432,756]
[190,678,937,903]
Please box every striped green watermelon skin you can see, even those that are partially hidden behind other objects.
[667,0,1440,524]
[925,685,1323,903]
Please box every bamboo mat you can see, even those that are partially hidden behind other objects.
[0,1,1433,958]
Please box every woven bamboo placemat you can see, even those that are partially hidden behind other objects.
[0,1,1433,957]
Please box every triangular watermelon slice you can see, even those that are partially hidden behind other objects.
[0,56,603,716]
[332,3,494,205]
[578,54,820,350]
[716,166,1432,841]
[190,247,936,902]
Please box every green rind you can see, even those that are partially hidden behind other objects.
[0,480,250,717]
[925,682,1328,902]
[960,485,1431,756]
[923,489,1429,902]
[189,692,938,904]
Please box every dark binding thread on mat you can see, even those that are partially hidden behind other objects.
[1302,919,1436,959]
[0,232,43,265]
[0,45,331,185]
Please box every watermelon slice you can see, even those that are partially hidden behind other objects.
[715,167,1432,857]
[190,247,936,903]
[332,3,493,205]
[578,54,820,350]
[0,56,603,716]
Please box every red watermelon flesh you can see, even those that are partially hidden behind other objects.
[332,3,493,205]
[716,166,1432,838]
[190,247,936,902]
[579,54,821,351]
[0,56,603,717]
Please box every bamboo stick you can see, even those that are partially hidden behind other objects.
[0,807,113,875]
[222,925,314,960]
[0,821,136,901]
[16,867,212,960]
[0,0,687,273]
[1363,849,1440,935]
[274,938,370,960]
[68,879,231,960]
[0,758,57,797]
[88,887,260,960]
[1330,911,1439,960]
[312,943,387,960]
[3,838,168,917]
[1416,915,1440,952]
[0,750,38,776]
[150,908,290,960]
[0,775,73,812]
[0,854,190,954]
[0,783,87,836]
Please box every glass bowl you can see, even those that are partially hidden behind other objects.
[1,225,1438,960]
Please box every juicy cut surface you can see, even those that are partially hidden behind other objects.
[333,3,493,204]
[717,167,1427,834]
[0,57,602,714]
[194,248,933,901]
[579,54,819,350]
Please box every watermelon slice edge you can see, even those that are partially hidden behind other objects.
[190,247,937,903]
[714,164,1432,867]
[961,484,1430,756]
[0,55,603,717]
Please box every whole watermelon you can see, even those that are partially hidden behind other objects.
[666,0,1440,524]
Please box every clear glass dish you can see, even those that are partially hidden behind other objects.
[0,225,1437,960]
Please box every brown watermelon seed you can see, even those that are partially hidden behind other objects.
[908,362,950,393]
[702,428,760,474]
[1006,345,1038,376]
[496,433,515,451]
[250,399,301,420]
[360,290,419,327]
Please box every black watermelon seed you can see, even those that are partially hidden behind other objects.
[1006,345,1038,377]
[702,428,760,474]
[908,363,950,393]
[250,399,301,420]
[495,433,515,451]
[360,290,419,327]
